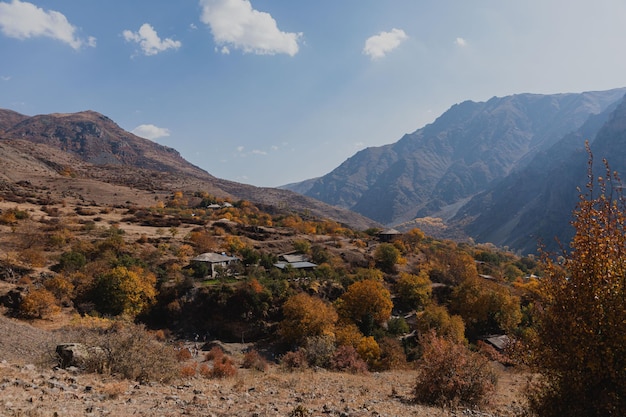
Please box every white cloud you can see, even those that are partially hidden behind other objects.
[455,37,467,47]
[0,0,94,50]
[123,23,181,56]
[252,149,267,155]
[363,28,407,60]
[1,75,11,81]
[131,124,171,140]
[199,0,302,56]
[236,146,244,152]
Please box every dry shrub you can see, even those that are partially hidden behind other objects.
[280,349,308,371]
[102,381,128,399]
[330,345,368,374]
[180,363,197,378]
[377,337,409,371]
[413,332,497,408]
[69,322,179,383]
[176,348,193,362]
[18,248,47,267]
[204,346,224,362]
[19,288,60,319]
[242,350,269,372]
[211,354,238,378]
[203,346,237,378]
[304,335,335,368]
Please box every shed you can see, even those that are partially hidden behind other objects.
[379,228,402,242]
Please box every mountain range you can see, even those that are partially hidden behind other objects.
[284,88,626,253]
[0,109,378,231]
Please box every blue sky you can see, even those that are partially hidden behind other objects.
[1,1,626,187]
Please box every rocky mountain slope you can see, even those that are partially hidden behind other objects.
[0,109,378,230]
[286,89,626,227]
[454,92,626,254]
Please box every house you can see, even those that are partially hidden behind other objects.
[483,334,511,351]
[378,228,402,242]
[274,252,317,271]
[191,252,240,278]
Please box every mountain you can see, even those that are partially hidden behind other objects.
[453,93,626,254]
[286,89,626,226]
[0,109,378,230]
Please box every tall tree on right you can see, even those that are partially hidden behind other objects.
[529,151,626,416]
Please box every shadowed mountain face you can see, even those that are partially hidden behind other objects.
[287,89,626,226]
[452,97,626,254]
[0,110,379,231]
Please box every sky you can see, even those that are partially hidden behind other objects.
[1,1,626,187]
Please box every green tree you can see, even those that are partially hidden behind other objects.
[373,243,400,273]
[528,158,626,416]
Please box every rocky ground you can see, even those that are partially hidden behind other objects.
[0,360,528,417]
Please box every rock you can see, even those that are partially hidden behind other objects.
[56,343,90,368]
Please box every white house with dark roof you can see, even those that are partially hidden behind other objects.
[191,252,240,278]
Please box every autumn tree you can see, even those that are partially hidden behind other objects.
[338,279,393,335]
[279,292,338,346]
[415,304,466,344]
[92,266,157,317]
[528,157,626,416]
[449,277,521,338]
[394,271,432,311]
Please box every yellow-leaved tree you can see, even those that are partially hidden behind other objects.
[93,266,156,317]
[279,292,338,346]
[529,154,626,416]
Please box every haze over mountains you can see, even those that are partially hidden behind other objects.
[284,88,626,253]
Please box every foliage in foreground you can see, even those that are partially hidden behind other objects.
[413,332,497,407]
[528,155,626,416]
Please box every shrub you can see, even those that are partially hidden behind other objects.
[180,363,197,378]
[242,350,268,372]
[280,349,308,371]
[211,354,237,378]
[330,345,368,373]
[19,288,60,319]
[413,332,497,407]
[356,336,381,370]
[304,335,335,368]
[176,348,193,362]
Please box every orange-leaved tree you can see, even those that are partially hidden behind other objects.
[279,292,338,346]
[337,279,393,335]
[529,153,626,417]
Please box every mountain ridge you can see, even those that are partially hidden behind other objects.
[0,109,379,231]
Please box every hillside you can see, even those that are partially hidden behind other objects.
[285,88,626,228]
[0,109,378,231]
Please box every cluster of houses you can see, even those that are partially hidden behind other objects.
[190,251,318,278]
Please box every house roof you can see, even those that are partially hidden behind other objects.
[379,228,401,235]
[192,252,239,263]
[484,335,511,351]
[280,254,309,263]
[274,261,318,270]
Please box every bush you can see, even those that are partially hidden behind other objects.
[68,322,180,382]
[304,335,335,368]
[242,350,268,372]
[19,288,60,319]
[280,349,308,371]
[330,345,368,373]
[203,346,237,378]
[413,332,497,407]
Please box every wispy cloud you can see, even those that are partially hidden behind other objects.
[363,28,407,60]
[132,124,171,140]
[454,37,467,47]
[1,75,11,81]
[251,149,267,155]
[0,0,95,49]
[199,0,302,56]
[123,23,181,56]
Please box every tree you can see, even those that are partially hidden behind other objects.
[528,157,626,416]
[279,293,338,346]
[92,266,156,317]
[415,304,466,344]
[373,243,400,273]
[394,271,432,311]
[338,279,393,335]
